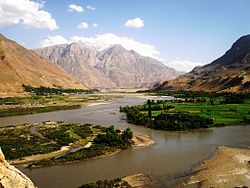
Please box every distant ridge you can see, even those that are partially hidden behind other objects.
[158,35,250,93]
[0,34,87,97]
[34,43,181,89]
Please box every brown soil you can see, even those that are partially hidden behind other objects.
[122,173,158,188]
[132,132,155,147]
[185,146,250,188]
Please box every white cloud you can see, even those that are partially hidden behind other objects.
[92,23,98,28]
[164,60,206,72]
[0,0,58,30]
[124,17,144,28]
[77,22,89,30]
[40,35,69,47]
[86,5,95,10]
[68,4,83,12]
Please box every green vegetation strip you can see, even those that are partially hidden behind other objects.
[0,105,81,117]
[23,85,95,95]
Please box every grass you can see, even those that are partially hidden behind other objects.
[68,130,82,140]
[146,102,250,125]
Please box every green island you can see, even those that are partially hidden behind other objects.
[120,92,250,130]
[0,122,133,167]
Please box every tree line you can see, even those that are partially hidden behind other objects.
[120,100,214,131]
[22,85,95,95]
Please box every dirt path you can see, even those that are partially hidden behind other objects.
[185,146,250,187]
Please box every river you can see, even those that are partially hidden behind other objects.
[0,96,250,187]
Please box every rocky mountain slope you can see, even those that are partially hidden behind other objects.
[0,34,87,97]
[159,35,250,93]
[0,148,36,188]
[34,43,180,89]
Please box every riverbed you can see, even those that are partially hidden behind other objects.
[0,96,250,188]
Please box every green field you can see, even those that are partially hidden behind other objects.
[142,101,250,125]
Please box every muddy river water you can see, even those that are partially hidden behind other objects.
[0,96,249,187]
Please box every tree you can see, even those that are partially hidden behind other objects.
[147,99,152,126]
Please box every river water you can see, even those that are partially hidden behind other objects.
[0,96,250,188]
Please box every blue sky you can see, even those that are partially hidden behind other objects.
[0,0,250,71]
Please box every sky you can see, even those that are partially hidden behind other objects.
[0,0,250,72]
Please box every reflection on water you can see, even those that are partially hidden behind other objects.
[0,96,249,188]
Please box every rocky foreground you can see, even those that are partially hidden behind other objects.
[0,148,36,188]
[186,146,250,187]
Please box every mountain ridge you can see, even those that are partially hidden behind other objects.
[159,35,250,93]
[0,34,87,97]
[34,43,181,89]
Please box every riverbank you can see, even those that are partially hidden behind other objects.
[185,146,250,187]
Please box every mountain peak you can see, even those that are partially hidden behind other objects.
[230,34,250,51]
[109,44,126,51]
[159,34,250,93]
[34,41,180,89]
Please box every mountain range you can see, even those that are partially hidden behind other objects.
[34,43,181,89]
[0,34,87,97]
[1,33,249,96]
[159,35,250,93]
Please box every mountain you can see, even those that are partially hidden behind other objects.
[34,43,180,89]
[34,43,115,88]
[96,44,180,88]
[159,35,250,93]
[0,34,87,97]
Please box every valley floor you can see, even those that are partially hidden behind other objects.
[186,146,250,188]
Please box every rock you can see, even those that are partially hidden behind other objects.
[0,149,5,162]
[0,148,36,188]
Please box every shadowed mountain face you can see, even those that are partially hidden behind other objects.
[34,43,181,89]
[159,35,250,93]
[0,34,87,97]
